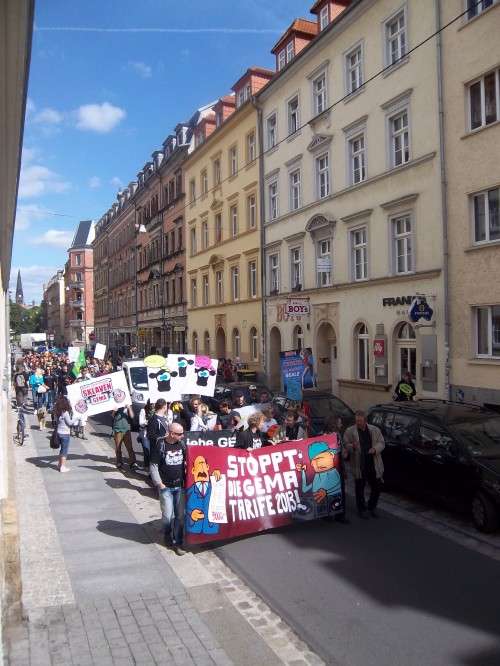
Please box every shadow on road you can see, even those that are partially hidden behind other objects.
[96,518,162,546]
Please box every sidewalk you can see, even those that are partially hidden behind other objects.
[3,408,323,666]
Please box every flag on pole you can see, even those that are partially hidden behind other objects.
[71,348,86,378]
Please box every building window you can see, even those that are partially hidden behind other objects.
[231,266,240,301]
[289,168,301,211]
[213,158,221,186]
[312,71,327,116]
[266,113,277,150]
[216,270,224,303]
[351,227,368,281]
[269,180,279,220]
[319,4,329,30]
[269,253,280,294]
[201,169,208,195]
[75,254,82,266]
[278,49,286,71]
[286,41,294,63]
[317,238,332,287]
[467,0,497,20]
[230,205,238,237]
[192,332,199,355]
[215,213,223,243]
[316,153,330,199]
[473,187,500,243]
[355,323,370,380]
[189,179,196,203]
[288,96,300,135]
[248,260,257,298]
[190,228,197,256]
[392,215,413,273]
[247,194,257,229]
[390,109,410,167]
[247,131,256,163]
[290,247,302,290]
[469,69,499,131]
[202,274,209,306]
[346,44,363,94]
[75,272,82,282]
[250,327,259,361]
[475,306,500,357]
[204,331,210,355]
[201,220,209,250]
[293,325,304,350]
[232,328,241,358]
[191,278,197,307]
[385,9,407,66]
[349,133,366,184]
[229,145,238,177]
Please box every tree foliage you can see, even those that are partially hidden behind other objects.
[9,303,43,336]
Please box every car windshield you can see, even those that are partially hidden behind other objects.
[306,397,353,420]
[451,417,500,458]
[129,366,148,391]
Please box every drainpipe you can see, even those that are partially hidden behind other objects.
[435,0,451,400]
[254,98,268,382]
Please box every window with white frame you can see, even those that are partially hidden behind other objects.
[75,253,82,266]
[190,227,197,255]
[202,274,209,306]
[247,194,257,229]
[248,260,257,298]
[286,41,294,63]
[216,270,224,303]
[468,69,499,131]
[231,266,240,301]
[319,4,329,30]
[349,133,366,184]
[473,187,500,243]
[316,153,330,199]
[288,96,300,135]
[269,180,279,220]
[247,131,256,163]
[215,213,223,243]
[229,145,238,177]
[269,253,280,293]
[475,305,500,357]
[385,9,407,66]
[201,220,209,249]
[317,238,332,287]
[355,323,370,379]
[266,113,277,149]
[389,109,410,167]
[232,328,241,358]
[201,169,208,195]
[290,247,302,289]
[230,205,238,237]
[278,49,286,71]
[213,158,221,186]
[392,215,413,274]
[191,278,197,306]
[289,169,301,211]
[351,227,368,280]
[189,179,196,203]
[312,71,327,115]
[346,44,363,94]
[467,0,497,20]
[250,327,259,361]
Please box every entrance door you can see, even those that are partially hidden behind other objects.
[316,322,337,392]
[396,323,417,380]
[269,327,282,390]
[215,328,226,358]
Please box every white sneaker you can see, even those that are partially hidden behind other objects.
[59,465,70,473]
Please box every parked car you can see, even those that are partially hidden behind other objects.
[301,389,355,435]
[367,400,500,533]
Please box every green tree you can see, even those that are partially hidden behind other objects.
[9,303,43,336]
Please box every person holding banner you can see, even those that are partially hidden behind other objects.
[53,396,79,473]
[111,405,138,471]
[215,400,241,431]
[235,412,267,450]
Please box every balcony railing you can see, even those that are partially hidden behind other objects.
[70,300,85,308]
[68,281,84,289]
[69,319,84,327]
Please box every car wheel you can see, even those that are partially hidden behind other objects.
[471,492,499,533]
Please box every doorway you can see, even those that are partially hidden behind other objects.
[395,322,417,381]
[269,327,282,390]
[316,322,337,392]
[215,327,226,358]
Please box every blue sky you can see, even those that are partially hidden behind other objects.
[11,0,309,304]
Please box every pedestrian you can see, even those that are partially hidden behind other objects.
[216,400,241,431]
[53,395,79,473]
[111,405,138,471]
[149,421,187,556]
[147,399,171,449]
[284,411,307,440]
[29,367,45,410]
[322,416,349,524]
[393,372,417,401]
[248,385,260,404]
[232,390,246,410]
[13,361,28,408]
[44,366,56,412]
[235,412,267,449]
[138,399,154,470]
[190,403,211,432]
[343,411,385,519]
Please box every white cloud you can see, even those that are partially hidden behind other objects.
[21,146,38,165]
[18,164,70,198]
[33,107,64,125]
[110,176,123,188]
[75,102,126,133]
[15,204,49,231]
[26,98,36,115]
[128,60,152,78]
[30,229,74,248]
[9,265,59,305]
[88,176,101,189]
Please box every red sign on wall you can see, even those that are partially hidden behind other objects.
[373,339,385,357]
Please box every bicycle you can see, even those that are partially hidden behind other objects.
[16,407,26,446]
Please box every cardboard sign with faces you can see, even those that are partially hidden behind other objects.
[144,354,218,401]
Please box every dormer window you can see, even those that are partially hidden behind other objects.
[286,41,294,62]
[278,50,286,71]
[319,5,329,31]
[216,111,223,127]
[237,83,251,108]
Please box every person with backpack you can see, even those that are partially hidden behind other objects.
[14,362,28,408]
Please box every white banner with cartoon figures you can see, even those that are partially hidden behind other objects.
[67,371,132,417]
[144,354,219,401]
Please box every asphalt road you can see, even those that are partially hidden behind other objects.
[89,415,500,666]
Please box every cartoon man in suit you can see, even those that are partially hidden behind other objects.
[185,455,221,535]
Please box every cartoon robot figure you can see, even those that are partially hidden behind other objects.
[144,355,178,393]
[177,356,194,378]
[195,366,216,387]
[294,440,342,519]
[185,455,221,535]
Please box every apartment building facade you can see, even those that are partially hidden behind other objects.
[441,0,500,408]
[184,68,272,367]
[259,0,446,408]
[64,221,95,346]
[43,270,65,346]
[93,213,109,347]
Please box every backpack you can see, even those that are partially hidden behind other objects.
[15,373,26,388]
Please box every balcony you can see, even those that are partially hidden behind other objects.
[69,319,84,327]
[70,300,85,308]
[68,281,84,289]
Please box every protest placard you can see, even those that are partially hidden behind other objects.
[67,371,131,417]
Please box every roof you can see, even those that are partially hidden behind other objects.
[231,66,274,91]
[70,220,95,249]
[310,0,328,12]
[272,18,318,54]
[370,400,496,425]
[217,95,236,106]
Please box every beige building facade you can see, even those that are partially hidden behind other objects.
[259,0,447,408]
[442,0,500,408]
[43,270,65,346]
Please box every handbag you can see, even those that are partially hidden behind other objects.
[50,429,61,449]
[37,384,47,394]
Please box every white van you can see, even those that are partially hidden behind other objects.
[122,360,151,428]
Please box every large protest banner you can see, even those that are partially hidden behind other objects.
[184,435,343,546]
[67,371,131,417]
[279,349,316,400]
[185,430,237,448]
[143,354,219,402]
